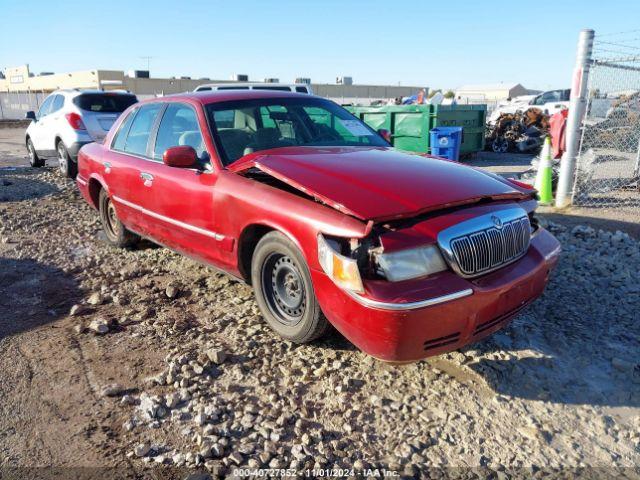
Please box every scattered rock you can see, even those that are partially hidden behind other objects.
[134,443,151,458]
[611,357,635,373]
[165,284,180,299]
[88,317,110,334]
[87,292,103,306]
[101,383,125,397]
[69,304,86,316]
[205,348,227,365]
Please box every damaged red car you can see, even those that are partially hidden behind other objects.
[77,91,561,362]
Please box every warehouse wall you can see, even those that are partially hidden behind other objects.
[1,65,426,106]
[311,83,425,104]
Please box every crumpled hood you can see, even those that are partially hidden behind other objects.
[231,147,529,222]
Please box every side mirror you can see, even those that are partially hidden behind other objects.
[163,145,197,168]
[25,111,37,121]
[377,128,392,143]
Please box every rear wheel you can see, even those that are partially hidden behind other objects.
[57,141,77,179]
[251,232,329,343]
[27,138,44,167]
[98,189,139,248]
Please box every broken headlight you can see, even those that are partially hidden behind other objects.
[317,234,364,293]
[376,245,448,282]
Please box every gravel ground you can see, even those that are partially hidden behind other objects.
[0,159,639,478]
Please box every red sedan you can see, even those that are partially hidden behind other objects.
[76,91,560,362]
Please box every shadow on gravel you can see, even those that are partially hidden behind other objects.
[0,257,82,340]
[0,168,60,202]
[468,349,640,408]
[462,214,640,408]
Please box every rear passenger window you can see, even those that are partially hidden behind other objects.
[154,104,205,161]
[112,108,137,151]
[123,104,162,157]
[295,86,309,93]
[51,95,64,113]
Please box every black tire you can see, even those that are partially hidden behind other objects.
[251,231,329,343]
[27,138,44,167]
[56,140,77,179]
[98,189,139,248]
[492,137,510,154]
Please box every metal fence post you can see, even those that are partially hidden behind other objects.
[555,29,595,208]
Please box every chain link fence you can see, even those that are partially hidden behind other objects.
[572,38,640,208]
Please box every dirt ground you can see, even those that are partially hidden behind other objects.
[0,126,639,479]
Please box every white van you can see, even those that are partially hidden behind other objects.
[194,83,313,94]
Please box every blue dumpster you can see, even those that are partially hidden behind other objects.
[429,127,463,161]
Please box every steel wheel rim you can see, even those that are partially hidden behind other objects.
[261,253,306,326]
[104,198,119,238]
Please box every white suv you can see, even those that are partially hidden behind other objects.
[25,90,137,177]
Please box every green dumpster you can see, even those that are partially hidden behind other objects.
[345,104,486,157]
[431,104,486,156]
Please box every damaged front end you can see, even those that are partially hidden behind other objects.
[314,198,539,298]
[230,148,541,298]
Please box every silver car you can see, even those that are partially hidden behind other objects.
[25,90,137,177]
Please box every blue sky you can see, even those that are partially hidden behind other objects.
[1,0,638,91]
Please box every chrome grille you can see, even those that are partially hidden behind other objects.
[437,208,531,278]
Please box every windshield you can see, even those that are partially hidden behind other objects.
[73,93,138,113]
[205,97,388,165]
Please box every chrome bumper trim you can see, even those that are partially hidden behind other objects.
[345,288,473,311]
[544,243,562,261]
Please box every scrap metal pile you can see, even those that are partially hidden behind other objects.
[486,108,550,153]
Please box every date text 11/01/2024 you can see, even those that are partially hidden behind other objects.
[232,467,400,477]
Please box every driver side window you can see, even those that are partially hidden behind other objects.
[153,103,206,161]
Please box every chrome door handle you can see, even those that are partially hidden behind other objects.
[140,172,154,186]
[104,161,112,173]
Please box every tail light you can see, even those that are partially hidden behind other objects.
[65,112,86,130]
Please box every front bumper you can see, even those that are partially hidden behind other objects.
[311,228,561,362]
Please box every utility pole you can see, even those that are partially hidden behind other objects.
[139,56,153,73]
[555,29,595,208]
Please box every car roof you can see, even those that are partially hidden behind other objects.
[196,82,307,89]
[52,89,135,97]
[139,89,315,106]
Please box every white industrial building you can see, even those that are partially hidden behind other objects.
[455,83,539,103]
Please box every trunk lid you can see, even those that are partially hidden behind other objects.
[231,147,528,221]
[82,113,119,142]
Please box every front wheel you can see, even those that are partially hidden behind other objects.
[57,141,77,179]
[98,189,139,248]
[251,232,329,343]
